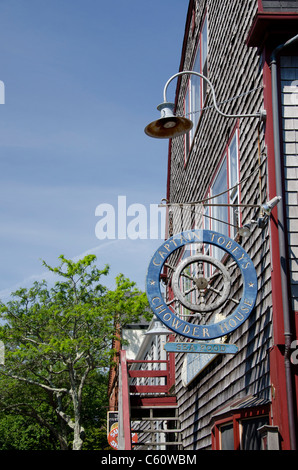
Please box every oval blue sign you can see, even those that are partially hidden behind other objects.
[146,230,257,340]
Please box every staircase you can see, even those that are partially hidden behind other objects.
[117,349,182,450]
[130,407,181,450]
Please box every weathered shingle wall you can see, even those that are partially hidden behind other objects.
[280,55,298,312]
[168,0,273,450]
[262,0,298,11]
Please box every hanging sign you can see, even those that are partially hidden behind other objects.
[107,423,119,449]
[164,341,238,354]
[107,423,138,450]
[181,350,217,387]
[107,411,118,435]
[146,229,258,340]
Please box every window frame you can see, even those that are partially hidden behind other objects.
[211,404,271,450]
[209,156,229,260]
[227,129,241,238]
[201,125,241,257]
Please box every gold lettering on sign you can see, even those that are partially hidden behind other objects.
[183,325,190,334]
[151,298,168,315]
[218,311,250,335]
[240,299,253,314]
[241,307,250,313]
[217,236,225,245]
[192,231,201,241]
[235,312,245,322]
[172,318,183,330]
[219,322,230,334]
[180,233,193,244]
[162,312,172,322]
[192,327,200,336]
[153,258,161,266]
[155,305,167,314]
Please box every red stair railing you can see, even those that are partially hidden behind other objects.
[127,359,174,394]
[118,347,176,449]
[118,350,132,450]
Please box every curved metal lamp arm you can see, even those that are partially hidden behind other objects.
[163,71,266,120]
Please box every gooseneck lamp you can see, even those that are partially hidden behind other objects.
[145,102,193,139]
[144,71,266,139]
[144,319,172,336]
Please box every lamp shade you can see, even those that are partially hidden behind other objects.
[262,196,281,216]
[144,102,193,139]
[238,224,252,237]
[144,319,172,336]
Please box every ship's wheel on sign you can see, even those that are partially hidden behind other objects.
[146,230,258,340]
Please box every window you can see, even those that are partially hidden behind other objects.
[184,15,208,161]
[185,87,191,157]
[220,423,234,450]
[228,131,240,238]
[240,417,269,450]
[217,416,269,450]
[211,158,229,261]
[202,128,240,260]
[212,399,271,450]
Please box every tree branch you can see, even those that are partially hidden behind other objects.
[56,409,75,429]
[0,369,68,394]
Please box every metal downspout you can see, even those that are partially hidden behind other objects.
[270,34,298,450]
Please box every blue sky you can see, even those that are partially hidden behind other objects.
[0,1,188,300]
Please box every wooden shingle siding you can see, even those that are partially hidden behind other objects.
[169,0,273,450]
[262,0,298,11]
[280,55,298,311]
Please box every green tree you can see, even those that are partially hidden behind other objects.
[0,254,150,450]
[0,374,61,449]
[81,370,110,450]
[0,414,56,450]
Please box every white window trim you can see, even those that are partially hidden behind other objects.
[195,127,240,259]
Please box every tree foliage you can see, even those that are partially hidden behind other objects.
[0,254,150,450]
